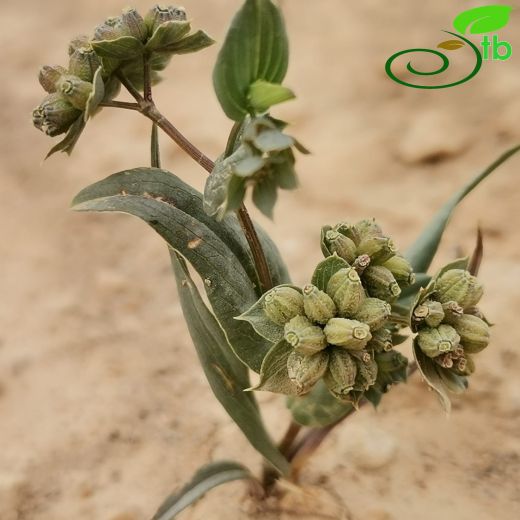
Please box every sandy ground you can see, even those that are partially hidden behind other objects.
[1,0,520,519]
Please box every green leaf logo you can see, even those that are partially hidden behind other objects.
[453,5,512,35]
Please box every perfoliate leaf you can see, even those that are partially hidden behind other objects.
[437,39,465,50]
[406,145,520,274]
[171,254,290,475]
[248,80,296,113]
[236,284,302,343]
[287,380,354,427]
[159,30,215,55]
[45,116,86,159]
[453,5,512,35]
[213,0,289,120]
[91,36,144,59]
[311,254,350,292]
[150,461,257,520]
[145,20,191,52]
[252,340,299,395]
[72,167,281,372]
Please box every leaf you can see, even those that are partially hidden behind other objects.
[252,340,299,395]
[171,254,290,475]
[159,30,215,55]
[213,0,289,120]
[287,380,354,427]
[84,67,105,121]
[311,254,350,292]
[91,36,144,59]
[437,39,465,50]
[236,284,301,343]
[468,227,483,276]
[150,461,258,520]
[145,20,192,52]
[406,145,520,274]
[413,340,452,413]
[253,175,278,218]
[453,5,512,35]
[248,80,296,113]
[72,167,275,372]
[45,116,87,159]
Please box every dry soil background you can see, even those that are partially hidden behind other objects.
[1,0,520,519]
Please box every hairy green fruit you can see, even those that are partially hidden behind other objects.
[32,93,81,137]
[326,267,365,317]
[452,314,490,354]
[323,230,357,263]
[368,327,393,352]
[263,286,304,325]
[287,350,329,395]
[413,299,445,328]
[324,318,372,350]
[383,255,416,287]
[417,324,460,358]
[435,269,484,308]
[324,348,358,399]
[69,47,101,82]
[363,265,401,302]
[302,284,336,324]
[355,218,383,240]
[284,315,327,356]
[354,297,391,331]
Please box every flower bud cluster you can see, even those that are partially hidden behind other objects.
[321,219,416,303]
[261,262,405,403]
[204,116,307,220]
[33,5,213,152]
[412,268,489,379]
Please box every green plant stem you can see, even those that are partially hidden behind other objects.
[116,72,274,293]
[99,100,141,111]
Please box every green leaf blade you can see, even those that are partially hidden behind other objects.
[213,0,290,120]
[150,461,256,520]
[72,167,275,372]
[406,145,520,274]
[171,254,290,475]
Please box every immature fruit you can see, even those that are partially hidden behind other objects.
[354,298,391,330]
[357,236,397,264]
[38,65,67,93]
[263,287,304,325]
[413,299,445,328]
[68,35,90,55]
[353,354,378,391]
[323,230,356,263]
[383,255,416,287]
[435,269,483,308]
[442,301,464,322]
[145,4,187,34]
[363,265,401,302]
[368,327,393,352]
[58,75,93,110]
[334,222,361,245]
[32,93,81,137]
[451,314,490,354]
[355,218,383,240]
[69,46,101,82]
[417,324,460,358]
[284,315,327,356]
[287,350,329,395]
[302,284,336,324]
[326,267,365,316]
[93,16,125,41]
[452,354,476,376]
[120,7,148,41]
[324,348,357,398]
[324,318,372,350]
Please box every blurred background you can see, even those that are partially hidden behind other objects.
[1,0,519,518]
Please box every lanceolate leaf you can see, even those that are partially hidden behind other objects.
[213,0,289,120]
[45,116,86,159]
[406,145,520,274]
[171,254,290,475]
[72,168,288,372]
[150,461,258,520]
[453,5,512,35]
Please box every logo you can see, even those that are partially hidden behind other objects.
[385,5,513,89]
